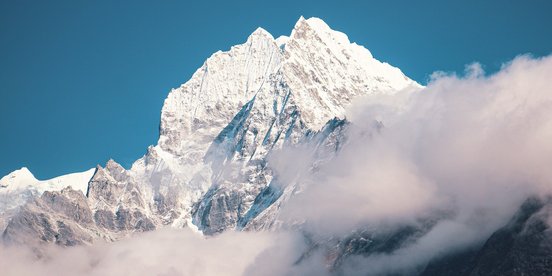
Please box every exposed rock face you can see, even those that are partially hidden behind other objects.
[89,162,165,240]
[2,187,97,246]
[126,16,419,236]
[0,167,94,213]
[421,197,552,276]
[2,161,160,246]
[0,17,418,245]
[4,18,416,246]
[87,160,154,231]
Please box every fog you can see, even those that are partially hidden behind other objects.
[2,54,552,275]
[0,228,308,276]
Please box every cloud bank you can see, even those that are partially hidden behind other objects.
[0,228,309,276]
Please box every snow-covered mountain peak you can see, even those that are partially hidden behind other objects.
[158,17,420,156]
[248,27,275,41]
[0,17,422,240]
[105,159,124,172]
[291,16,351,47]
[281,17,420,130]
[158,23,283,156]
[0,167,37,188]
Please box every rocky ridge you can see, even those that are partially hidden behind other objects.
[0,17,418,244]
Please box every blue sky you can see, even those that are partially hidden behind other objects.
[1,0,551,179]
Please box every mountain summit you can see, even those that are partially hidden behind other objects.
[1,16,418,241]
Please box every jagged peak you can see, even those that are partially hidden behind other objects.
[90,159,128,184]
[92,164,108,175]
[291,16,350,45]
[158,16,420,155]
[248,27,274,40]
[196,26,277,73]
[105,159,124,172]
[244,27,278,52]
[294,15,307,27]
[90,165,116,183]
[294,16,331,32]
[288,16,377,64]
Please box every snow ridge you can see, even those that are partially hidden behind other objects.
[0,167,95,213]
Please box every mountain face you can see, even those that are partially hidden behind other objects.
[0,167,95,232]
[1,16,417,243]
[421,197,552,276]
[1,17,549,275]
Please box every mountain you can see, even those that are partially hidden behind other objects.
[422,197,552,276]
[0,167,94,210]
[1,17,549,275]
[0,167,94,230]
[1,16,419,244]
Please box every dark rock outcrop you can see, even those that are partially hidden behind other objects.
[2,187,96,246]
[422,197,552,276]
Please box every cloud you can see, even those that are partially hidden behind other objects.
[275,54,552,273]
[0,228,304,276]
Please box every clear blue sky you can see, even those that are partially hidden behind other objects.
[1,0,551,179]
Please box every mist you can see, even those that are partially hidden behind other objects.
[0,228,309,276]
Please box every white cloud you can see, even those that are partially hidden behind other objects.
[0,228,302,276]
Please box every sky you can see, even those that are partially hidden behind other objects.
[1,0,551,179]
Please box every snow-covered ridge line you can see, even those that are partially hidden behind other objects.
[158,16,420,155]
[0,167,95,214]
[0,167,95,195]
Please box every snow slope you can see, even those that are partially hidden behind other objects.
[0,167,95,212]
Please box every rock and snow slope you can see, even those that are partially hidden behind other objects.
[0,17,419,242]
[0,167,95,213]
